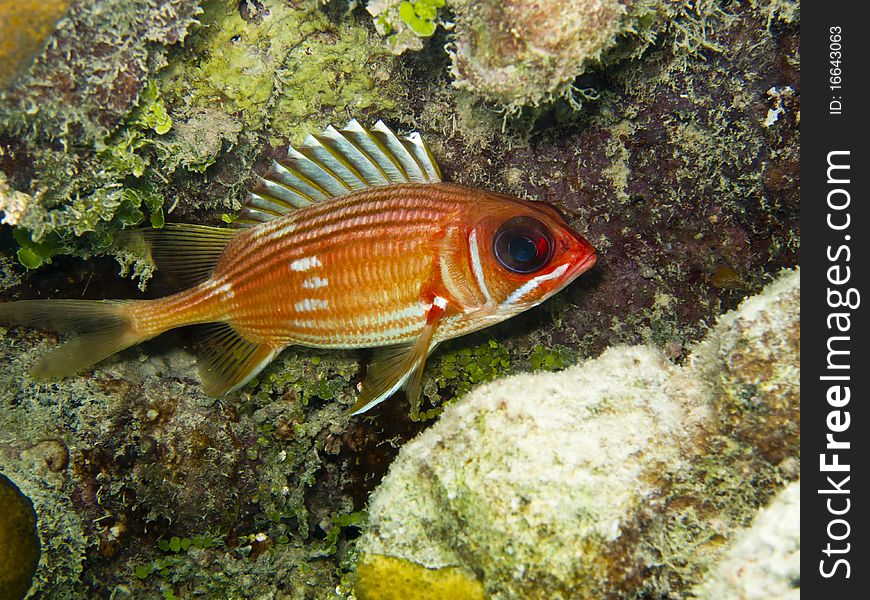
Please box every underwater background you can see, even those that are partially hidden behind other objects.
[1,0,799,598]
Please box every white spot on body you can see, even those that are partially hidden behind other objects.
[302,276,329,289]
[294,298,329,312]
[290,255,322,272]
[215,281,235,300]
[433,296,448,310]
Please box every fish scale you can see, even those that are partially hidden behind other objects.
[0,120,596,414]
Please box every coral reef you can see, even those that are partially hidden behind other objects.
[0,473,40,599]
[1,0,201,145]
[0,0,799,596]
[694,481,800,599]
[355,269,799,597]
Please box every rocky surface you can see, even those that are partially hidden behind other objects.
[355,269,800,598]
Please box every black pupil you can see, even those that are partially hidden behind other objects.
[493,217,554,274]
[509,236,537,263]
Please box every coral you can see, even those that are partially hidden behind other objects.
[0,325,369,597]
[0,0,70,88]
[355,270,799,598]
[446,0,681,110]
[0,473,40,600]
[356,554,485,600]
[0,0,200,145]
[693,481,800,599]
[409,0,799,370]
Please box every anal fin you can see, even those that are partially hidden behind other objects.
[198,324,280,396]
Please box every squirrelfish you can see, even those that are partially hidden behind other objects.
[0,120,596,413]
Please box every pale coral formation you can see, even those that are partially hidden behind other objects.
[449,0,636,109]
[356,269,800,597]
[694,481,800,599]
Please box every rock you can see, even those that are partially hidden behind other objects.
[448,0,677,109]
[694,481,800,599]
[0,473,40,600]
[355,269,800,598]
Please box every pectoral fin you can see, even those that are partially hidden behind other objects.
[350,300,446,415]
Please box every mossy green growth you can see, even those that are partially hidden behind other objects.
[97,80,172,179]
[529,344,577,372]
[371,0,446,54]
[9,77,169,269]
[134,534,222,580]
[312,510,367,558]
[250,349,358,406]
[425,339,511,414]
[159,0,401,146]
[13,227,62,269]
[0,473,40,600]
[399,0,445,37]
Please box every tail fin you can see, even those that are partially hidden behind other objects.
[0,299,150,377]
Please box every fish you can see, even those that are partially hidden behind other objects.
[0,119,596,414]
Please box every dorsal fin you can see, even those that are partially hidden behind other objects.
[127,224,238,288]
[235,119,442,227]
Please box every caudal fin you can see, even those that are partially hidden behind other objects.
[0,299,148,377]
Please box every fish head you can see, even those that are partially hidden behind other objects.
[464,191,597,313]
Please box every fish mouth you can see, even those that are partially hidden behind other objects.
[569,251,597,279]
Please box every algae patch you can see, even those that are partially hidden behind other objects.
[356,554,485,600]
[160,0,401,145]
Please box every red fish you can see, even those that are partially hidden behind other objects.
[0,120,596,413]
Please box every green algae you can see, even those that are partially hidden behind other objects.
[369,0,447,55]
[160,0,401,146]
[398,0,445,37]
[422,339,511,416]
[529,343,576,372]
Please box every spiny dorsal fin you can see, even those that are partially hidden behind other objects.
[129,224,238,288]
[236,119,442,227]
[198,323,281,395]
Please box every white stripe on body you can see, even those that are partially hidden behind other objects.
[468,229,494,306]
[294,298,329,312]
[501,264,569,309]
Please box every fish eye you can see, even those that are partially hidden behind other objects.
[493,217,554,274]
